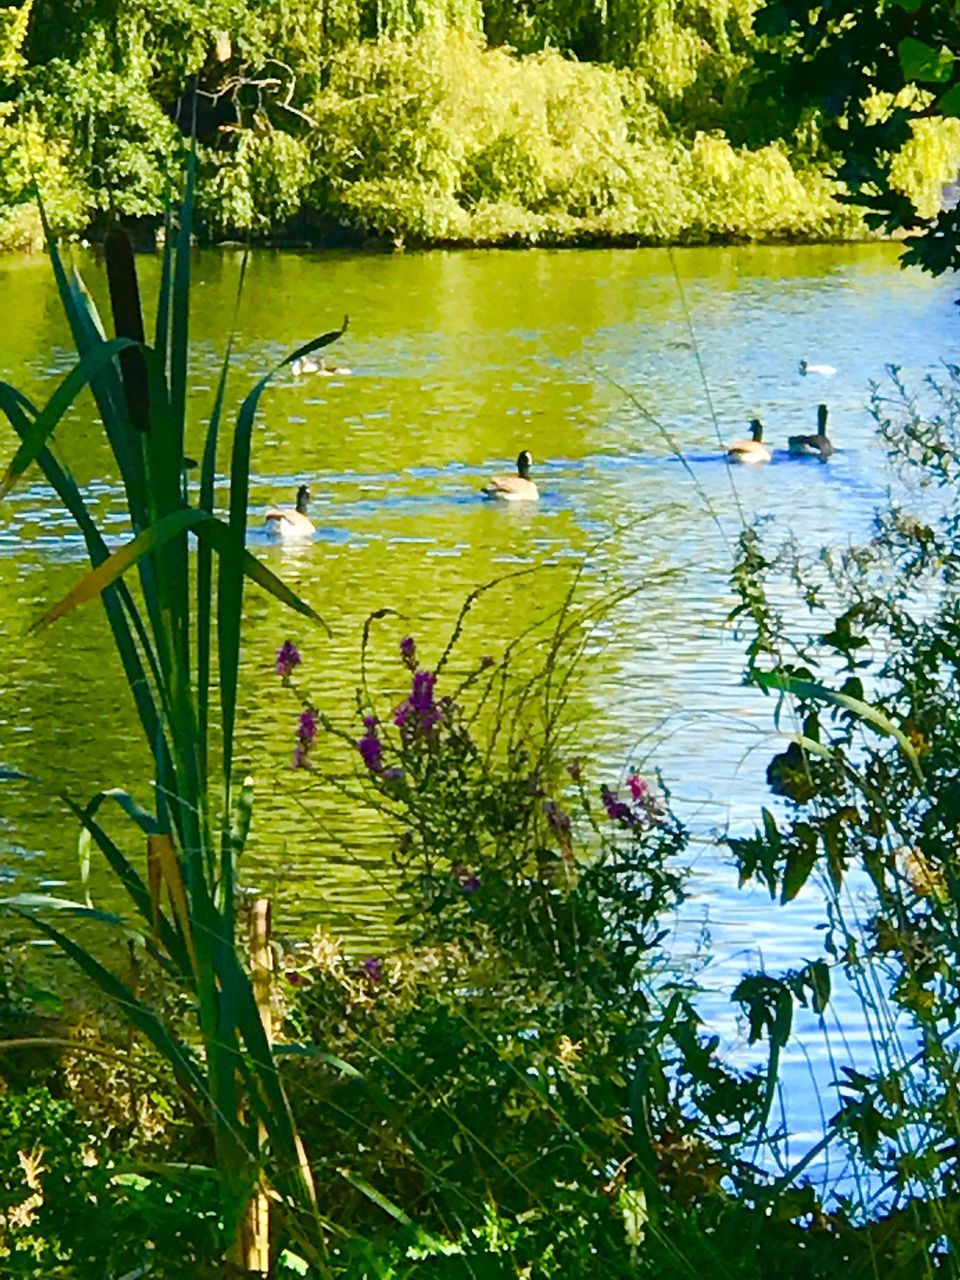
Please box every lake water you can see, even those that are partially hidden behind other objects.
[0,242,956,1193]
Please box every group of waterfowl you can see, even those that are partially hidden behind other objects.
[723,404,833,464]
[264,452,540,538]
[265,358,838,538]
[290,355,352,378]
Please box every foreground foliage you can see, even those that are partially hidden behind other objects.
[0,176,345,1269]
[4,167,960,1272]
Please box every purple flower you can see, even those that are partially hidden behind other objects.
[298,708,318,747]
[602,777,663,827]
[362,957,383,983]
[601,785,635,826]
[291,744,309,770]
[276,640,301,679]
[382,767,403,782]
[480,654,494,670]
[394,669,442,738]
[400,635,417,670]
[357,728,383,773]
[566,759,582,782]
[286,970,308,987]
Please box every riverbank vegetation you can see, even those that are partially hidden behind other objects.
[0,0,958,250]
[3,180,960,1273]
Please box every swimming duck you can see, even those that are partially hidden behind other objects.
[788,404,834,460]
[265,484,315,538]
[481,450,539,501]
[291,355,352,378]
[722,418,771,464]
[799,359,837,377]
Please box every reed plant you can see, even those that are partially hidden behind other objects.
[0,164,345,1272]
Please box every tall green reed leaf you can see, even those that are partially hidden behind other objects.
[0,172,344,1268]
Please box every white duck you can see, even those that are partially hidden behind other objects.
[799,359,837,377]
[291,356,351,378]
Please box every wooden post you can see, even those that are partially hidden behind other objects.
[241,897,273,1275]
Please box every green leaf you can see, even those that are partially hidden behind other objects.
[898,37,954,83]
[938,83,960,116]
[217,316,346,800]
[78,825,93,908]
[196,518,329,630]
[10,907,208,1099]
[170,152,195,458]
[63,797,191,977]
[754,672,924,784]
[0,337,138,497]
[87,787,159,835]
[29,507,213,632]
[0,382,166,755]
[338,1168,414,1227]
[198,251,248,776]
[782,828,818,902]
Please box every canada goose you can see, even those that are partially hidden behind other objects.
[291,355,352,378]
[799,359,836,377]
[788,404,834,460]
[481,450,539,501]
[265,484,315,538]
[722,418,771,464]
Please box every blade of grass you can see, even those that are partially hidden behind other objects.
[197,519,328,629]
[0,337,139,497]
[0,383,169,758]
[755,671,924,784]
[215,319,345,940]
[29,508,213,633]
[9,907,209,1098]
[198,251,249,779]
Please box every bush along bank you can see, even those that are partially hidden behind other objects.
[2,0,960,250]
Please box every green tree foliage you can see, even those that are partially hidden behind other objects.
[0,0,955,249]
[289,31,856,247]
[753,0,960,273]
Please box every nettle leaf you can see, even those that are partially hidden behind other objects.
[898,37,954,83]
[782,822,818,903]
[732,974,794,1048]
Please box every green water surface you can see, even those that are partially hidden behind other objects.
[0,242,954,960]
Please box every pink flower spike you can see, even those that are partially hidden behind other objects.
[627,774,649,802]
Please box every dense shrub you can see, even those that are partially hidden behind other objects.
[305,31,857,247]
[0,0,956,246]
